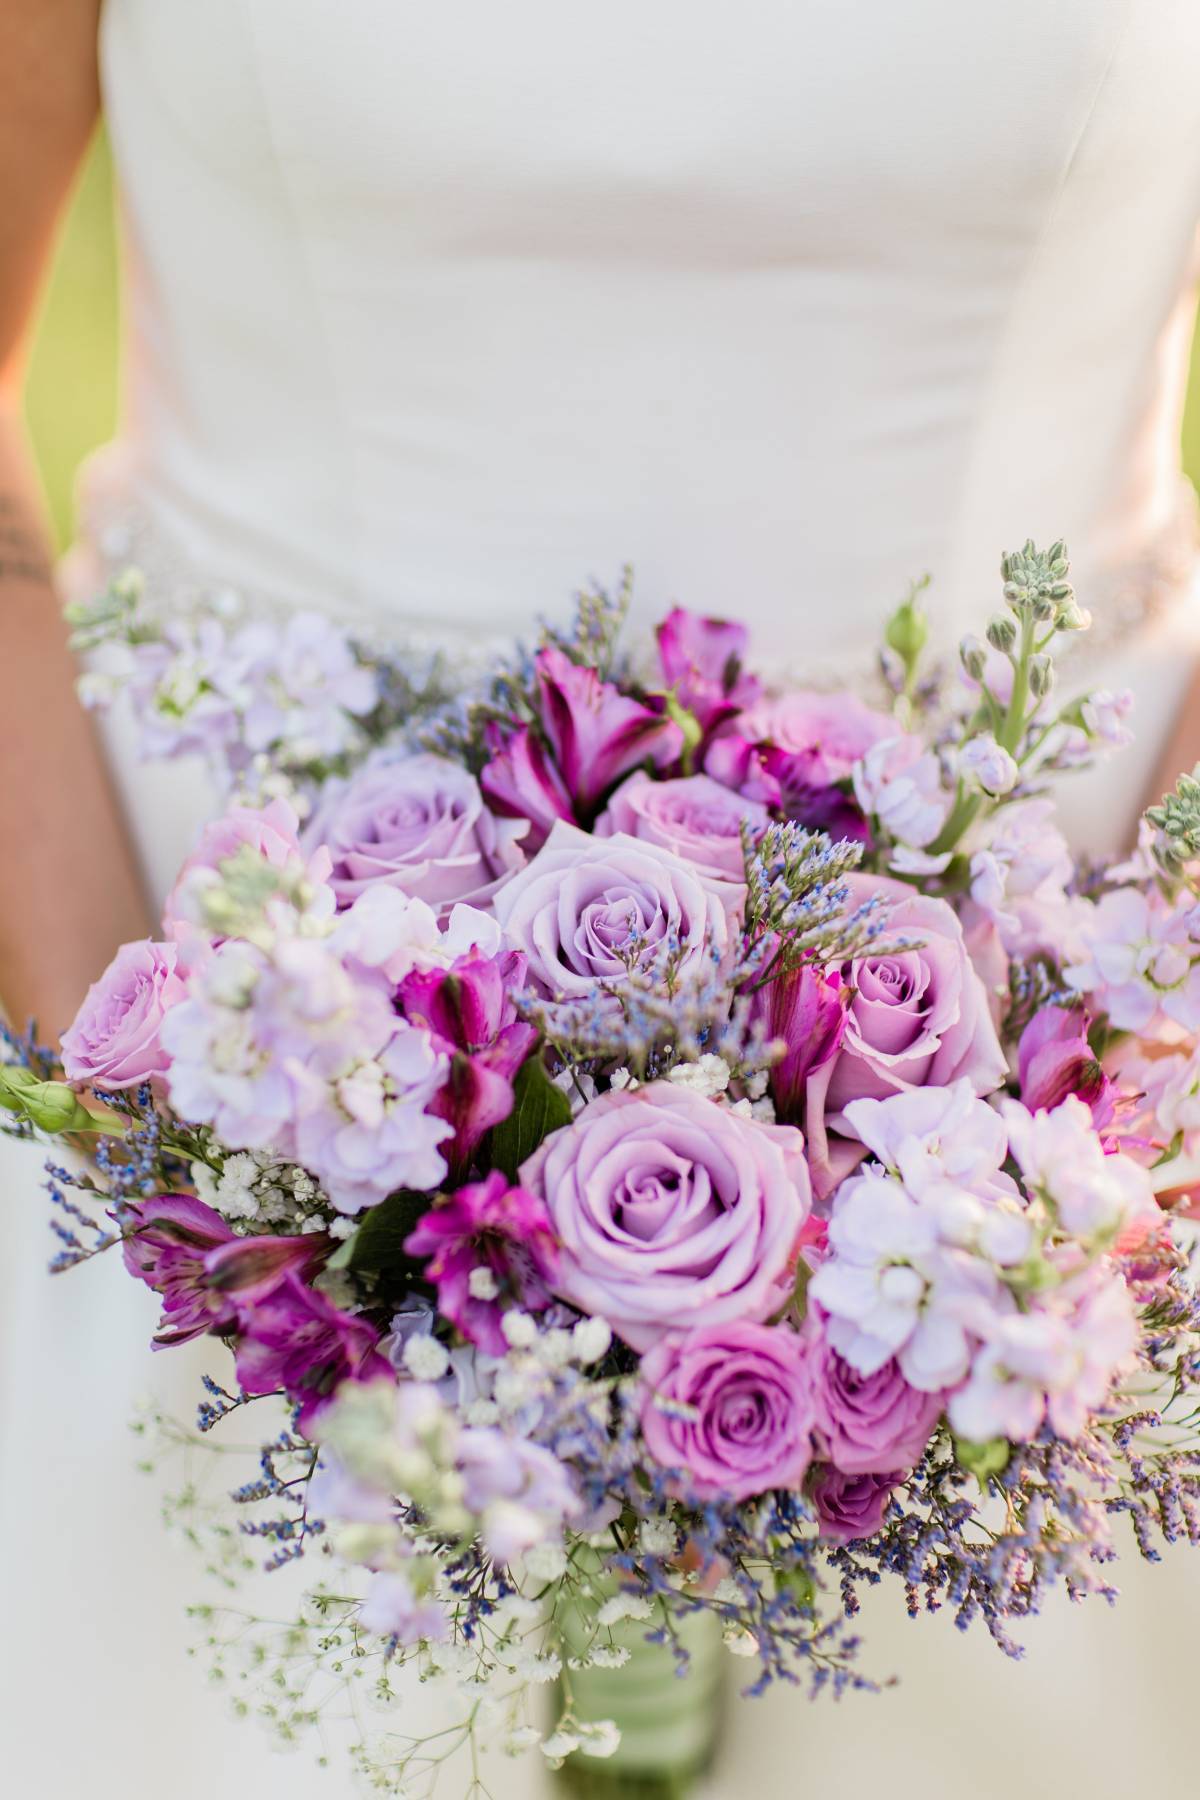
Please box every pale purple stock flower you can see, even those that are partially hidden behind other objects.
[852,735,950,849]
[1064,887,1200,1036]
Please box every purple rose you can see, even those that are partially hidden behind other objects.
[492,822,730,1005]
[399,949,538,1177]
[595,771,769,885]
[1018,1005,1115,1128]
[61,940,188,1090]
[808,1315,942,1476]
[306,751,526,913]
[520,1083,810,1349]
[404,1172,560,1356]
[640,1321,815,1501]
[233,1272,393,1430]
[809,1464,902,1540]
[163,798,332,942]
[807,875,1007,1165]
[654,608,761,735]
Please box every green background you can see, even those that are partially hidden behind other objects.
[21,133,1200,550]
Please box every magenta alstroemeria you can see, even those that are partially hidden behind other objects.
[122,1194,236,1347]
[399,949,538,1178]
[233,1272,392,1430]
[705,735,871,843]
[655,607,761,735]
[534,645,683,817]
[480,722,576,853]
[756,962,848,1124]
[1018,1005,1116,1129]
[404,1171,560,1356]
[122,1194,332,1349]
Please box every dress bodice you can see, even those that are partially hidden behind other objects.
[95,0,1200,659]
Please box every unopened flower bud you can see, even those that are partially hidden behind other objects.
[959,734,1019,796]
[959,634,987,681]
[885,589,929,669]
[985,614,1017,654]
[1028,653,1055,699]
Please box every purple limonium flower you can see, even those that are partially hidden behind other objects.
[754,961,847,1125]
[654,607,761,738]
[640,1320,815,1502]
[233,1272,393,1430]
[532,645,683,818]
[122,1195,331,1348]
[808,1464,902,1540]
[480,722,577,853]
[398,950,538,1177]
[404,1172,559,1356]
[61,939,188,1089]
[1017,1005,1116,1129]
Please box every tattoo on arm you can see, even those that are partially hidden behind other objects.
[0,495,51,585]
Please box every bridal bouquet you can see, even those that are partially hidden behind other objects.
[8,544,1200,1792]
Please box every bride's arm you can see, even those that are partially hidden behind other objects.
[0,0,149,1040]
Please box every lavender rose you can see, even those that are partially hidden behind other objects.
[61,940,188,1089]
[640,1321,814,1500]
[306,751,526,913]
[519,1083,810,1349]
[595,771,768,885]
[808,1315,942,1475]
[808,1464,901,1540]
[492,822,730,1003]
[807,875,1007,1180]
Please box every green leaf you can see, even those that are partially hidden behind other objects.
[340,1189,431,1281]
[490,1054,573,1183]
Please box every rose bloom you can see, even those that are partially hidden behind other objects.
[61,939,188,1089]
[306,750,526,912]
[808,1312,942,1475]
[492,822,730,1003]
[808,1465,901,1540]
[520,1082,810,1349]
[640,1321,815,1501]
[595,771,768,885]
[808,874,1007,1158]
[733,689,895,785]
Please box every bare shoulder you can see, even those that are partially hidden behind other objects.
[0,0,103,379]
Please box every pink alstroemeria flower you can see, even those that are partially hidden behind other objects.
[756,961,848,1125]
[121,1194,329,1348]
[403,1171,560,1356]
[233,1273,392,1430]
[654,607,761,737]
[534,645,683,817]
[399,949,538,1178]
[480,722,577,852]
[1018,1005,1116,1130]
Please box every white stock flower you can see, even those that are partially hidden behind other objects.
[1000,1097,1158,1240]
[959,734,1019,796]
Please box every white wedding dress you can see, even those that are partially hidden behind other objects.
[6,1,1200,1794]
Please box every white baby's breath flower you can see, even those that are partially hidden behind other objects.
[571,1316,612,1364]
[608,1066,639,1092]
[464,1398,501,1427]
[504,1725,542,1755]
[577,1720,621,1759]
[524,1541,568,1581]
[541,1729,581,1762]
[723,1626,760,1657]
[596,1593,653,1628]
[403,1335,451,1381]
[667,1053,731,1099]
[638,1517,679,1556]
[467,1266,500,1301]
[712,1577,743,1606]
[502,1310,539,1349]
[327,1215,357,1240]
[512,1648,562,1683]
[588,1645,630,1669]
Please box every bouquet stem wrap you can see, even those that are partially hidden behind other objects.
[555,1573,725,1798]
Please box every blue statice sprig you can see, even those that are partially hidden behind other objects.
[741,821,903,987]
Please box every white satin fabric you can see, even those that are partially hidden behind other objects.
[8,2,1200,1796]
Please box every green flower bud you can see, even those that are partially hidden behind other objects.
[955,1437,1011,1485]
[959,634,987,680]
[0,1067,124,1136]
[885,582,930,671]
[985,614,1017,654]
[1028,653,1055,699]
